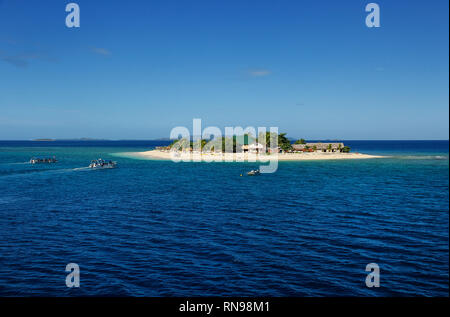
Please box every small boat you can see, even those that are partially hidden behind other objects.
[247,169,260,176]
[30,157,57,164]
[89,159,117,169]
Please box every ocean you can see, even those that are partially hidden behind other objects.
[0,140,448,296]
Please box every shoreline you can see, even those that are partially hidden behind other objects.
[117,150,385,162]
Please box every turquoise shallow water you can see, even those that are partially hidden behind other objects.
[0,140,448,296]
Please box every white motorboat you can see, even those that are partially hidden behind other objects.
[89,159,117,169]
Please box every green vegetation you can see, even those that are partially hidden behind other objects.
[168,132,293,152]
[277,133,292,151]
[168,135,351,154]
[257,132,292,151]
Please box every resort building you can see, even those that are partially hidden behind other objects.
[241,143,264,153]
[267,147,282,154]
[292,142,345,153]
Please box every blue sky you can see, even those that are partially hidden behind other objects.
[0,0,448,140]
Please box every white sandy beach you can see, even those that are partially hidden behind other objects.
[121,150,384,162]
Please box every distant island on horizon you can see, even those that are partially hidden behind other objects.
[32,138,115,142]
[28,138,449,142]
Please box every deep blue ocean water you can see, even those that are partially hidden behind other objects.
[0,140,448,296]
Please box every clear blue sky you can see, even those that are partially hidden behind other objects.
[0,0,448,140]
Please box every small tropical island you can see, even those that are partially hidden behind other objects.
[124,133,383,161]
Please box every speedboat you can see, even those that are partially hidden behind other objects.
[30,157,57,164]
[247,169,260,176]
[89,159,117,169]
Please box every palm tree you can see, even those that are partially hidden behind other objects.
[278,133,292,151]
[170,138,191,151]
[294,138,306,144]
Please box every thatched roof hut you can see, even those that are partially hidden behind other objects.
[292,142,345,152]
[242,143,264,152]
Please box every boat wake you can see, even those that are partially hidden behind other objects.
[72,167,90,171]
[0,166,91,179]
[48,167,91,174]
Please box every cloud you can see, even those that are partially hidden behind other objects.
[247,69,271,77]
[0,37,57,67]
[91,47,111,56]
[1,56,28,67]
[0,51,55,68]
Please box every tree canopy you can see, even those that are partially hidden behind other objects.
[168,132,294,152]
